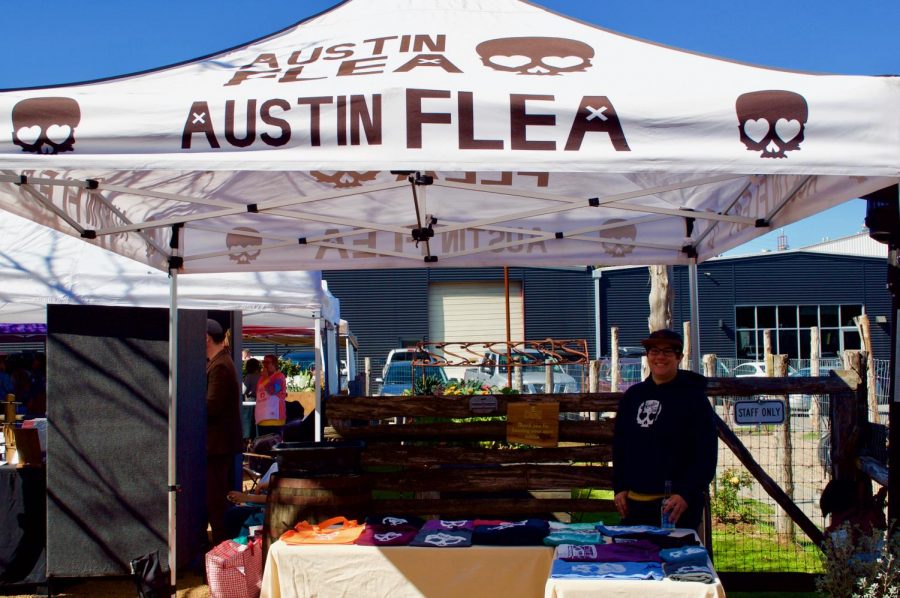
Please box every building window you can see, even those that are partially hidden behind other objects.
[734,304,864,359]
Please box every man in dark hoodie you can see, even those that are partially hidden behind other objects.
[612,329,718,530]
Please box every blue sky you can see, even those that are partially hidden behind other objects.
[1,0,896,255]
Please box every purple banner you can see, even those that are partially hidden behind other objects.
[0,323,46,334]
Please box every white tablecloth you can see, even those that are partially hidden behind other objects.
[261,542,555,598]
[261,533,725,598]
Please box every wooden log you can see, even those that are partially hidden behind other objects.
[371,497,615,518]
[855,315,880,425]
[589,360,599,394]
[326,394,621,419]
[364,464,613,492]
[364,357,371,396]
[648,265,672,332]
[835,354,864,480]
[360,444,614,467]
[763,330,773,376]
[714,412,824,547]
[330,419,615,443]
[858,456,889,487]
[705,376,852,397]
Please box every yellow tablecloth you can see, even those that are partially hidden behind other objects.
[261,542,555,598]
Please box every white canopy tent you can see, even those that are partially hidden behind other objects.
[0,0,897,581]
[0,210,332,325]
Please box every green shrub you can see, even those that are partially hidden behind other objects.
[711,467,757,524]
[817,524,899,597]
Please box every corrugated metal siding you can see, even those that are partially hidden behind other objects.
[599,254,889,360]
[598,267,652,354]
[323,269,430,363]
[524,268,595,357]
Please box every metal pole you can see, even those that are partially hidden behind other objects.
[504,267,512,388]
[594,270,602,359]
[688,262,702,373]
[167,266,179,592]
[314,316,323,442]
[888,246,899,528]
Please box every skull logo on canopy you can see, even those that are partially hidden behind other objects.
[476,37,594,76]
[12,97,81,154]
[735,90,808,159]
[311,170,380,189]
[599,219,637,257]
[226,227,262,264]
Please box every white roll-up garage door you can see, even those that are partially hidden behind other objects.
[428,281,523,378]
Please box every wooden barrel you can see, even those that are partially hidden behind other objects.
[264,474,371,552]
[271,440,365,476]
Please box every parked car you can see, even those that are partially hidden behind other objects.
[378,361,447,396]
[382,347,431,378]
[463,348,578,393]
[733,361,810,415]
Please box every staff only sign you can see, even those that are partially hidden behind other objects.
[733,400,786,426]
[0,0,897,275]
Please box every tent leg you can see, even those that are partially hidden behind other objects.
[688,262,701,372]
[314,316,323,442]
[167,268,179,593]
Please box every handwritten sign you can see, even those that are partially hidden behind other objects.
[506,402,559,447]
[733,400,785,425]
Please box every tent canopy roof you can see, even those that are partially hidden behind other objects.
[0,211,338,326]
[0,0,896,273]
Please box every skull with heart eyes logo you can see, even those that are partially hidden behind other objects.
[735,90,808,159]
[12,97,81,155]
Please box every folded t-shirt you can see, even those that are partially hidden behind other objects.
[410,529,472,548]
[472,519,549,546]
[544,531,603,546]
[421,519,475,532]
[663,562,715,584]
[660,545,710,566]
[365,515,425,529]
[355,525,419,546]
[596,524,671,537]
[556,540,661,563]
[551,559,664,580]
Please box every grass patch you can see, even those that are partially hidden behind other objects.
[568,488,618,524]
[713,526,823,573]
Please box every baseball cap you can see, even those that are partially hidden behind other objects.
[206,318,224,336]
[640,329,683,351]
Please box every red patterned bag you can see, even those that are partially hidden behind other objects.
[205,536,263,598]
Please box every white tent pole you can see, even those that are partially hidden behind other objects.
[167,263,179,591]
[314,316,323,442]
[688,262,701,373]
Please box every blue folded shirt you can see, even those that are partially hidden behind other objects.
[660,545,709,566]
[551,559,664,580]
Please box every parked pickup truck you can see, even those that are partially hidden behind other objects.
[463,349,578,393]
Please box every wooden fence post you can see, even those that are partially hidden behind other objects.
[681,321,692,371]
[702,353,717,409]
[364,357,371,396]
[774,355,795,542]
[809,327,821,435]
[611,327,620,392]
[854,315,879,424]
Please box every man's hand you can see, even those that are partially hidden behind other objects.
[614,490,629,518]
[662,493,688,525]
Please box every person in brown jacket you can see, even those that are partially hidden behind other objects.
[205,318,244,544]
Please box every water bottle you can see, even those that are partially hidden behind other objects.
[661,480,675,529]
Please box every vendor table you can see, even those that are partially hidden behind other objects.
[0,465,46,586]
[545,568,725,598]
[261,543,554,598]
[261,539,725,598]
